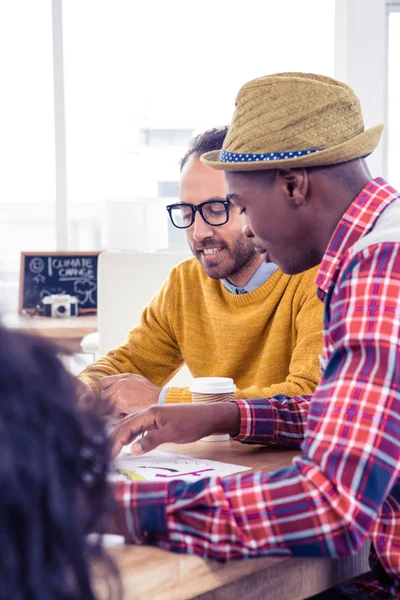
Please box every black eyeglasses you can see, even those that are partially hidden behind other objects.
[166,200,231,229]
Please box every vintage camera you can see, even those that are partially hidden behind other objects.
[42,294,79,318]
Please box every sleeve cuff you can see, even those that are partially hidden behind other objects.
[113,480,169,544]
[158,387,170,405]
[233,398,275,443]
[233,399,254,441]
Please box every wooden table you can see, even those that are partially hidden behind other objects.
[100,441,370,600]
[3,312,97,353]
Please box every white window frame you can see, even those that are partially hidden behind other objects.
[52,0,68,250]
[387,0,400,11]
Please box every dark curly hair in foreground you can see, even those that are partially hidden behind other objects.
[0,325,120,600]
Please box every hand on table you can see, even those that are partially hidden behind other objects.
[100,373,161,418]
[110,402,241,458]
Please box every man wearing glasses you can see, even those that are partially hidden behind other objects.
[79,127,323,419]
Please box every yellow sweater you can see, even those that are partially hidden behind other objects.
[79,258,323,403]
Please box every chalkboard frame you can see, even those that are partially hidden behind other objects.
[19,251,101,315]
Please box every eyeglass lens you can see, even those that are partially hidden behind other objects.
[170,201,228,228]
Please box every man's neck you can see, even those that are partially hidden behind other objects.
[226,255,263,287]
[310,165,373,265]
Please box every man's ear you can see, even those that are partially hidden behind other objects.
[278,169,309,207]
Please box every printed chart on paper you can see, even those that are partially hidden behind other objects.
[110,448,250,482]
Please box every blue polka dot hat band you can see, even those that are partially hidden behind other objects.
[219,148,323,163]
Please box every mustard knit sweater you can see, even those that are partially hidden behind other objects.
[79,258,323,403]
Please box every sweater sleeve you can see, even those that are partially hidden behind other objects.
[78,271,184,393]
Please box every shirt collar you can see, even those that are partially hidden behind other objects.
[316,178,400,295]
[221,261,278,294]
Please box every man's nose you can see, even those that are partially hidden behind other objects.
[242,217,254,238]
[192,211,215,241]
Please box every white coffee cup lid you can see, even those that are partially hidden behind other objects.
[190,377,236,394]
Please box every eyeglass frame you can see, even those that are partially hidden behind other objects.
[166,199,231,229]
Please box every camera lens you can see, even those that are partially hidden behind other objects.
[56,305,66,315]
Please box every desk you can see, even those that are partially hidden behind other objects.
[100,441,370,600]
[3,313,97,353]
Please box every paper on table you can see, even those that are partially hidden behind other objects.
[109,448,250,482]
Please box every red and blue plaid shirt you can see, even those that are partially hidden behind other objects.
[114,179,400,600]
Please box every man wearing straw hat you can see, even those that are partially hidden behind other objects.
[111,73,400,599]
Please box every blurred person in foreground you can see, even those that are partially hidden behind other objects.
[78,126,323,420]
[110,74,400,600]
[0,325,119,600]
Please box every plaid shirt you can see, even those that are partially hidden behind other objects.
[114,179,400,600]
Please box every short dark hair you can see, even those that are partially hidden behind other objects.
[0,326,119,600]
[180,126,228,171]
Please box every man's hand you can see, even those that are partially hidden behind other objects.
[110,402,241,458]
[100,374,161,418]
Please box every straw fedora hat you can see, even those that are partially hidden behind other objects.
[201,72,384,171]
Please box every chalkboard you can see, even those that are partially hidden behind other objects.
[19,252,100,314]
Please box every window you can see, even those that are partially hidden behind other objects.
[158,181,180,198]
[1,0,336,312]
[0,1,55,313]
[142,129,194,147]
[61,0,335,255]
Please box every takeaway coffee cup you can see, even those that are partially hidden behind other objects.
[189,377,236,442]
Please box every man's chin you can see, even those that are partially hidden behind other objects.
[196,254,229,280]
[201,261,227,280]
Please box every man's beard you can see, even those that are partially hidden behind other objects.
[189,235,258,280]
